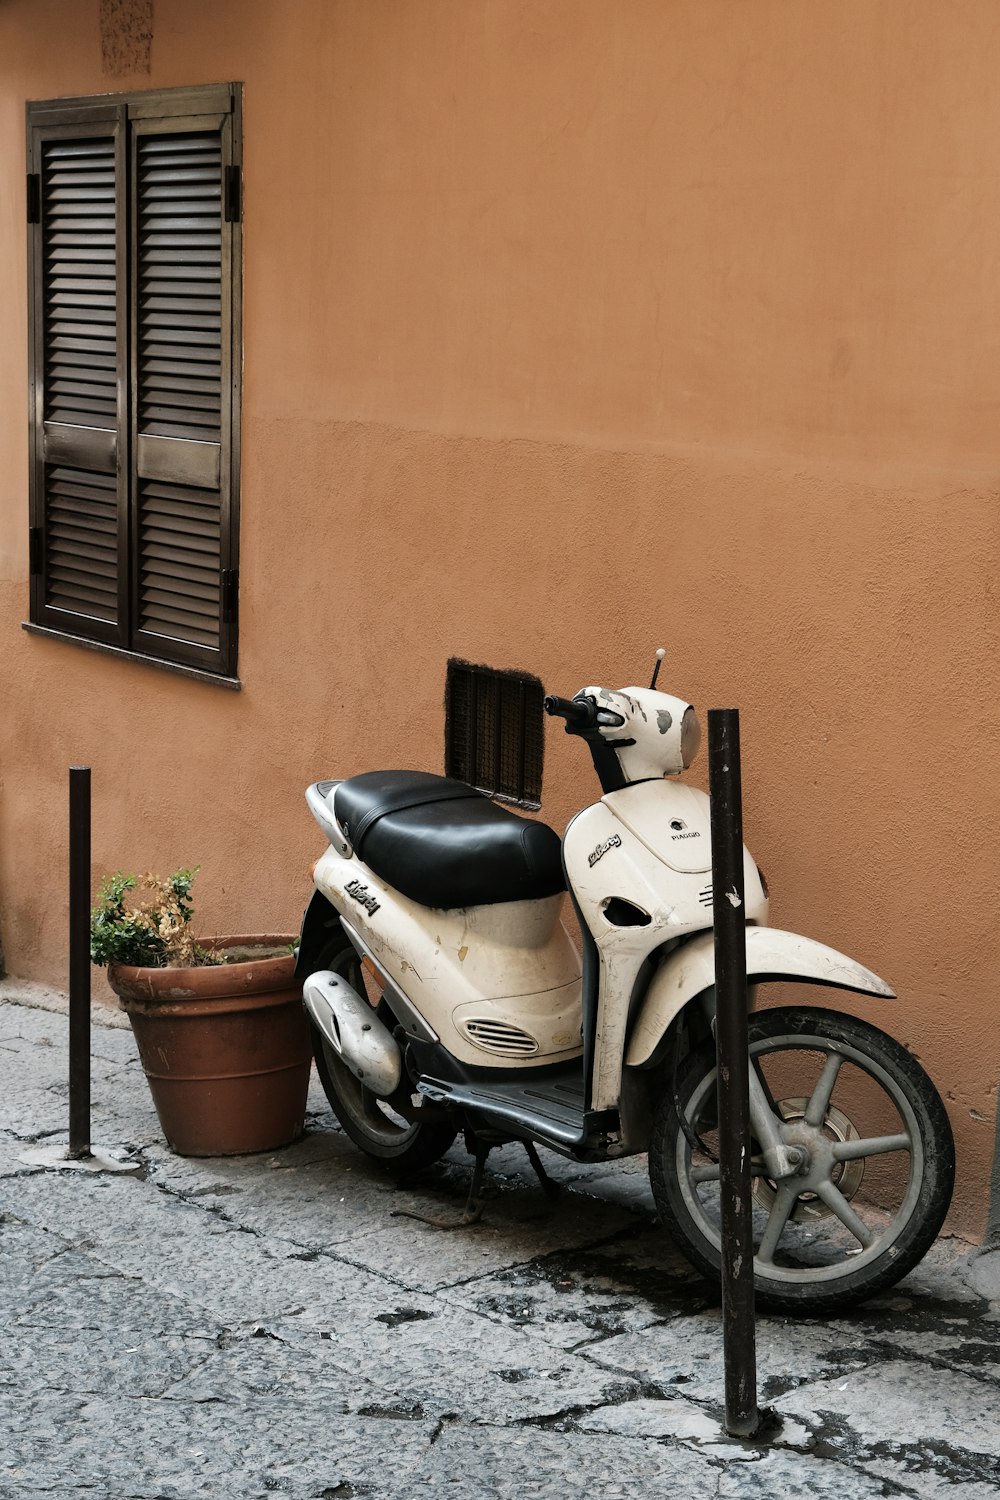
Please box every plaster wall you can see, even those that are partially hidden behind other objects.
[0,0,997,1236]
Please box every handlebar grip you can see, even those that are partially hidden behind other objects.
[543,694,597,729]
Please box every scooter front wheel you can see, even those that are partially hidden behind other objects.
[649,1006,955,1313]
[310,935,457,1173]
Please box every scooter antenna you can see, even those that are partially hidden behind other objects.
[650,647,666,690]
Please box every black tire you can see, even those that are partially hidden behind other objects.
[309,931,457,1173]
[649,1006,955,1314]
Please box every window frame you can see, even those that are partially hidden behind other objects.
[25,82,242,684]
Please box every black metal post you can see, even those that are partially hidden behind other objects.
[707,709,758,1438]
[68,766,91,1159]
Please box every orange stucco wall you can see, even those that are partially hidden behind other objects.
[1,1,997,1237]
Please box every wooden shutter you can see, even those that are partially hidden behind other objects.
[27,85,241,679]
[130,111,237,673]
[28,108,128,646]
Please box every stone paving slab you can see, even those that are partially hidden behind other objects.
[0,1003,160,1153]
[142,1112,646,1293]
[2,995,999,1499]
[327,1182,641,1293]
[438,1253,670,1352]
[583,1308,875,1405]
[1,1169,418,1333]
[0,1388,439,1499]
[0,977,130,1030]
[2,1321,218,1402]
[775,1360,1000,1498]
[383,1422,723,1498]
[168,1305,638,1425]
[711,1447,909,1498]
[379,1420,890,1499]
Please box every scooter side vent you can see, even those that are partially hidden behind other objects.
[461,1018,540,1057]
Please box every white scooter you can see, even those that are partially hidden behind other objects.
[296,660,954,1313]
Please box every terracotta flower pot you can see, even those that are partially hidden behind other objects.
[108,935,311,1157]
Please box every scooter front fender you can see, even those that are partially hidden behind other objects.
[626,926,896,1068]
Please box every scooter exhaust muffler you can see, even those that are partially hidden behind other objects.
[303,971,402,1098]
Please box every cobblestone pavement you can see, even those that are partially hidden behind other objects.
[2,989,999,1499]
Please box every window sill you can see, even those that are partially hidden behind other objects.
[21,623,242,691]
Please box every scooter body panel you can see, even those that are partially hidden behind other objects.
[312,845,583,1069]
[563,783,768,1110]
[313,778,770,1108]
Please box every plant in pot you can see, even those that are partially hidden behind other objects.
[91,868,311,1157]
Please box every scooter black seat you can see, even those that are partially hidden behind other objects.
[333,770,565,910]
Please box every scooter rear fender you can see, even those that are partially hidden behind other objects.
[294,890,344,982]
[626,926,896,1068]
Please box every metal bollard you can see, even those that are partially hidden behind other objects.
[707,709,759,1438]
[68,765,92,1159]
[17,767,138,1178]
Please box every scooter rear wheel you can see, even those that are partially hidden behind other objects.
[649,1006,955,1313]
[310,934,457,1173]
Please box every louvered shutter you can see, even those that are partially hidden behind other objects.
[130,112,236,673]
[444,662,544,808]
[27,85,241,680]
[28,109,128,646]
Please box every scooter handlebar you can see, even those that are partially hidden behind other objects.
[543,694,597,729]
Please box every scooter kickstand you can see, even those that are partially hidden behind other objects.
[524,1141,560,1203]
[390,1144,490,1231]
